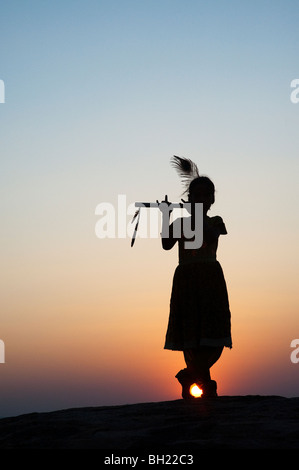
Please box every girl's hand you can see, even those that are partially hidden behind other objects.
[157,195,173,215]
[159,195,177,250]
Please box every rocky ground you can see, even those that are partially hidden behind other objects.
[0,395,298,450]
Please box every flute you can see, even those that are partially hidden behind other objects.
[135,202,185,208]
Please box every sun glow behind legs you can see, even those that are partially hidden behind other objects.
[189,384,203,398]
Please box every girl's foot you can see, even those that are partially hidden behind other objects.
[175,369,196,400]
[198,380,218,397]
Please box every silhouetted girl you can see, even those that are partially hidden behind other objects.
[160,156,232,399]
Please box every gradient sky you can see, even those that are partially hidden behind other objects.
[1,0,299,418]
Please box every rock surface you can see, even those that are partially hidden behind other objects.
[0,396,299,449]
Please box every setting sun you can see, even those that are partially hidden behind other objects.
[189,384,203,398]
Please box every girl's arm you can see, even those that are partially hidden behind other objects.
[203,216,227,244]
[161,216,179,250]
[159,196,180,250]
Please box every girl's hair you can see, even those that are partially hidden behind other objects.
[188,176,215,205]
[170,155,215,204]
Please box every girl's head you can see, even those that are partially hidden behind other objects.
[188,176,215,213]
[170,155,215,212]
